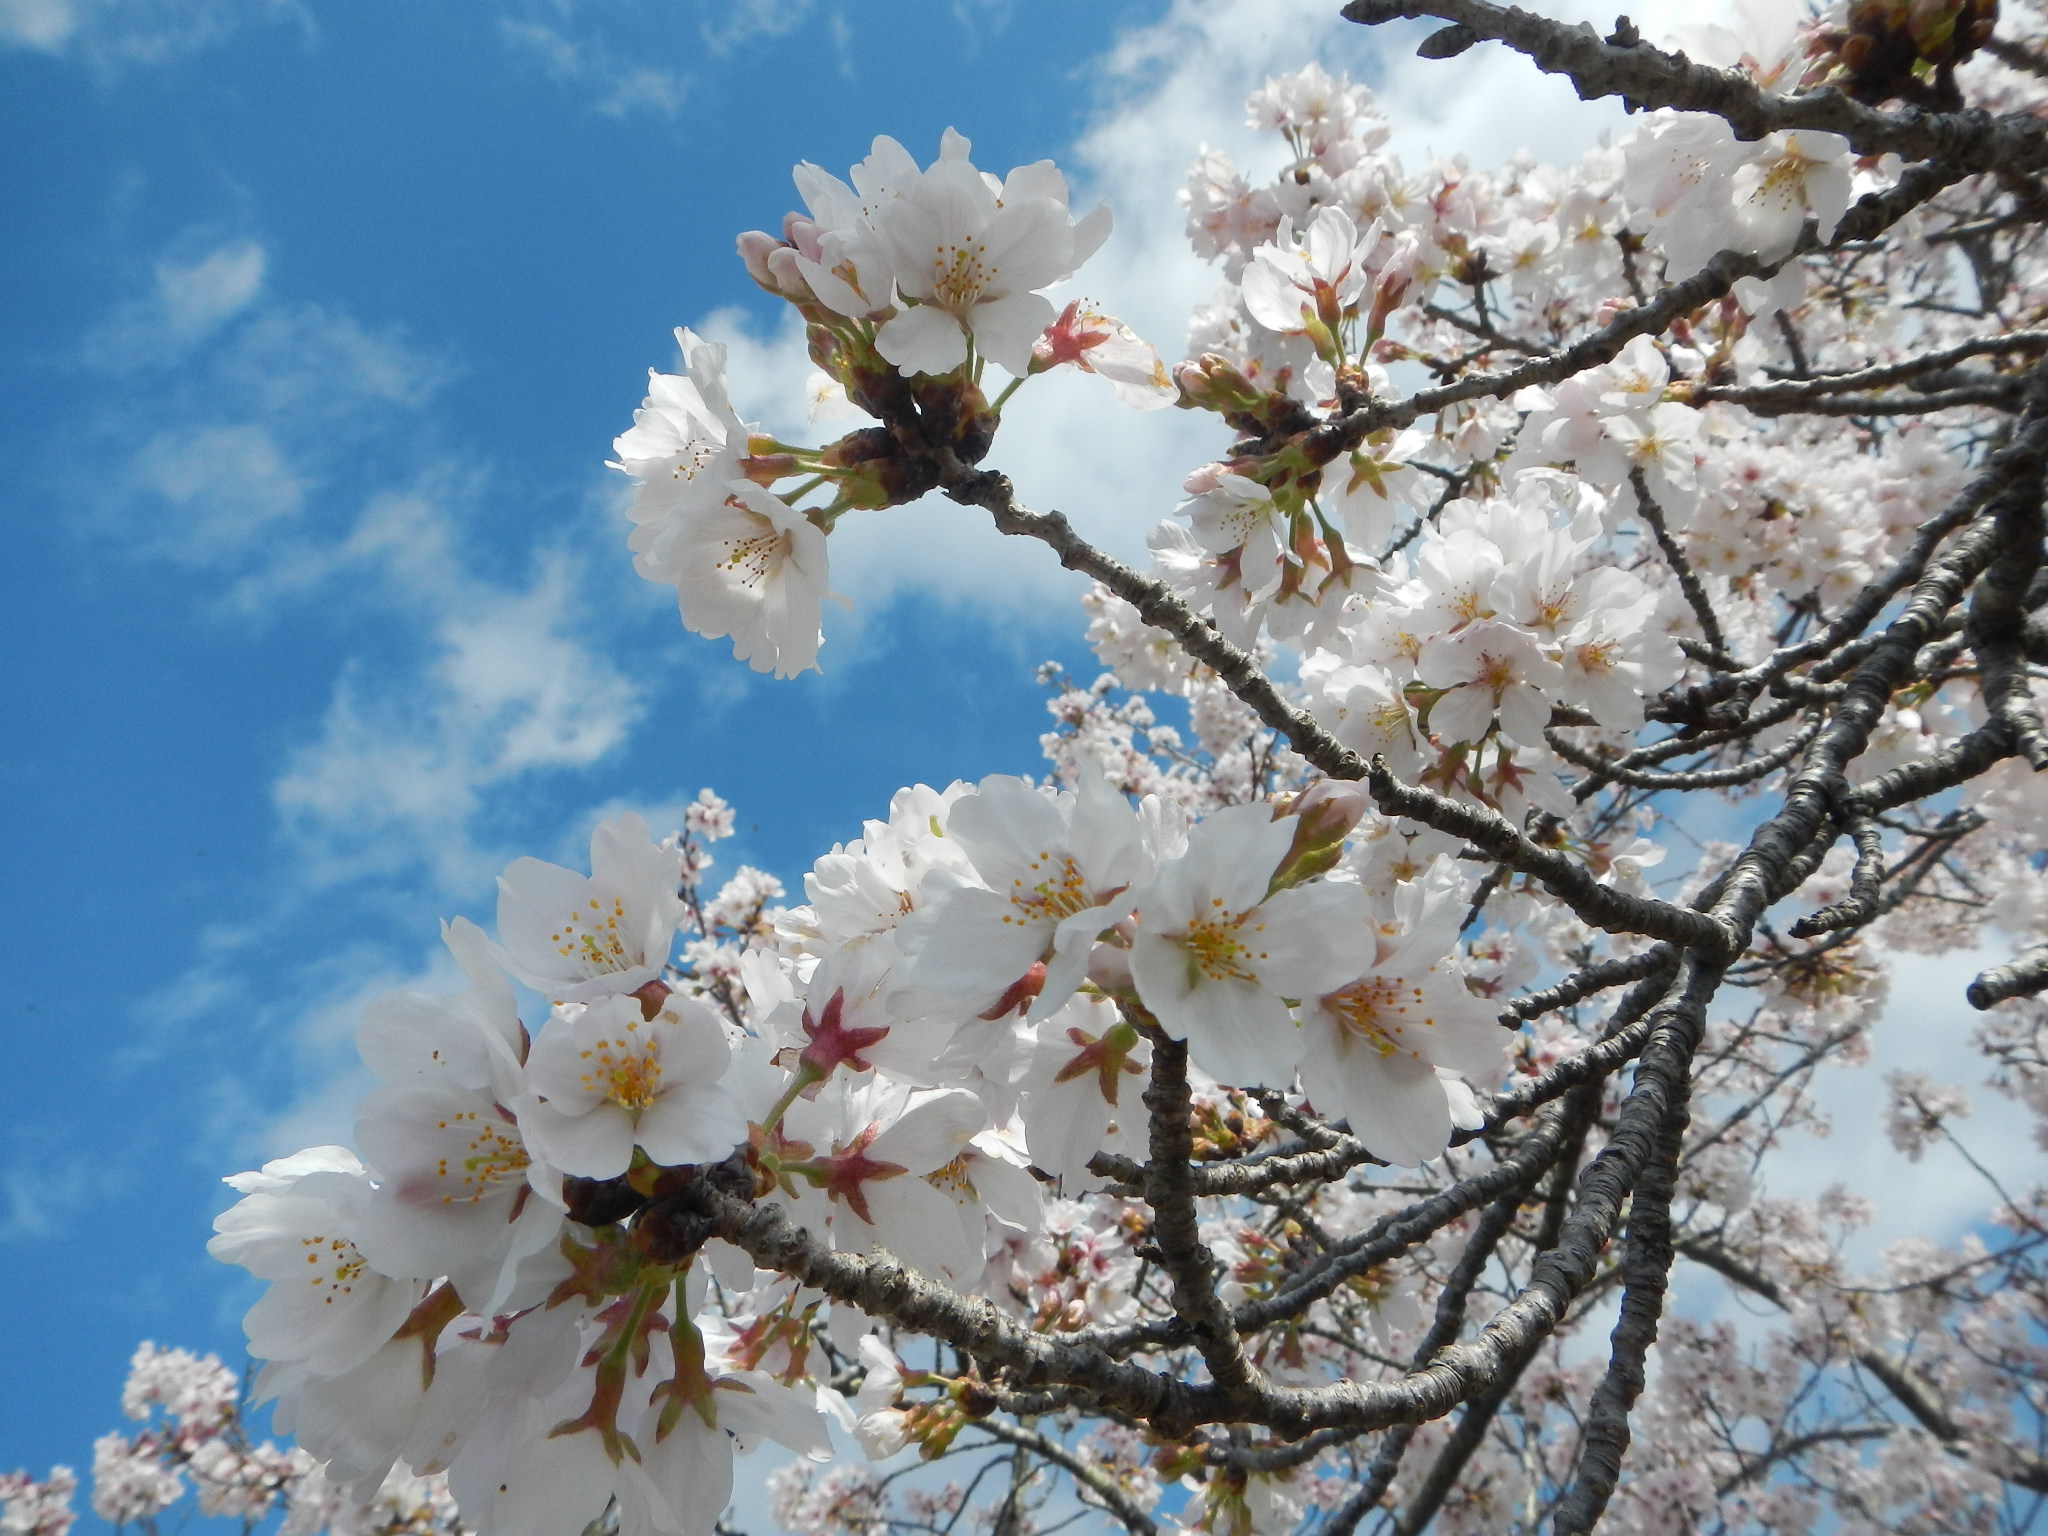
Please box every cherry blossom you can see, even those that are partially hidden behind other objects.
[870,131,1111,377]
[494,812,686,1004]
[1127,803,1372,1089]
[907,768,1152,1019]
[208,1149,425,1381]
[519,990,746,1180]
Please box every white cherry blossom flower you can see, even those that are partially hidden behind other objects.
[519,991,745,1180]
[907,768,1151,1019]
[873,133,1111,377]
[495,812,687,1005]
[668,482,830,679]
[1015,994,1150,1191]
[208,1150,424,1381]
[613,331,768,624]
[259,1334,436,1499]
[612,329,746,508]
[1729,130,1852,258]
[1320,429,1427,551]
[353,1072,561,1318]
[1299,863,1507,1162]
[781,1083,990,1284]
[777,781,977,955]
[1128,803,1373,1089]
[1416,618,1565,747]
[1302,660,1423,778]
[1241,206,1373,335]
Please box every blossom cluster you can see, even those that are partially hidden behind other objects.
[608,132,1167,679]
[3,1343,465,1536]
[208,746,1514,1534]
[179,6,2048,1536]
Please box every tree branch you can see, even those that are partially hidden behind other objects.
[1345,0,2048,175]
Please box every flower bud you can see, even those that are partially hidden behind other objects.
[1267,779,1371,893]
[736,230,783,291]
[765,246,815,303]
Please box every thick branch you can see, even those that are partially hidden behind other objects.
[1550,1070,1690,1535]
[1142,1034,1263,1403]
[1968,942,2048,1009]
[1345,0,2048,174]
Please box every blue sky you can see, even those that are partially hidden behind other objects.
[12,0,2017,1516]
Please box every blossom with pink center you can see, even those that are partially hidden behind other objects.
[1415,618,1564,747]
[1031,302,1175,409]
[668,482,830,679]
[1016,995,1151,1192]
[1240,206,1373,336]
[781,1083,989,1284]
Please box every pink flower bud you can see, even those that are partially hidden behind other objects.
[766,247,815,302]
[736,229,784,290]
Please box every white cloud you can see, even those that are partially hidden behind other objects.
[135,422,305,539]
[70,227,652,899]
[700,0,811,53]
[85,237,268,371]
[0,0,305,68]
[499,15,688,117]
[272,552,645,888]
[79,235,453,608]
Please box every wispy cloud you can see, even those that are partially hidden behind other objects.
[77,234,450,610]
[78,238,638,875]
[699,0,811,53]
[499,13,688,117]
[497,0,861,116]
[0,0,307,69]
[274,548,644,890]
[83,237,268,368]
[55,221,669,1169]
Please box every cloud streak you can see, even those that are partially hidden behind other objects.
[0,0,306,69]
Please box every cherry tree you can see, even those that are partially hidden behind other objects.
[15,2,2048,1534]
